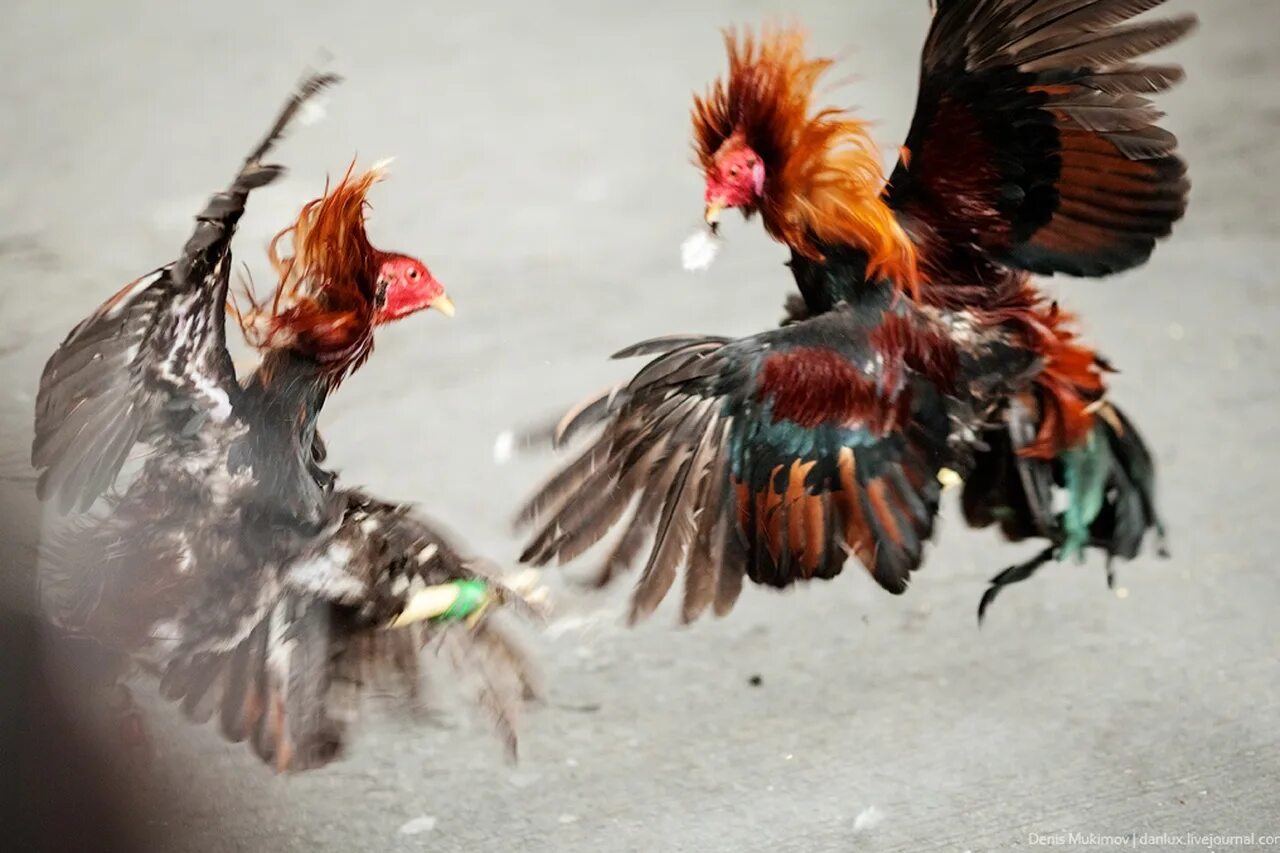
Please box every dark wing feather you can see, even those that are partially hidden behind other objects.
[516,306,954,622]
[885,0,1194,288]
[31,73,339,514]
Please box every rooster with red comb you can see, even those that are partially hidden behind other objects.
[518,1,1191,623]
[32,74,537,771]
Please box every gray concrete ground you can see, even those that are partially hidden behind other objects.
[2,1,1278,851]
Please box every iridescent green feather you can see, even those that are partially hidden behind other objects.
[1060,429,1114,562]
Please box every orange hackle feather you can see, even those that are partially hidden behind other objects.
[233,160,387,382]
[1024,304,1108,459]
[981,286,1109,458]
[692,26,919,293]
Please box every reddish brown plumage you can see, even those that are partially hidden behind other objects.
[782,460,823,576]
[836,448,876,572]
[866,479,904,547]
[758,465,786,564]
[980,289,1108,458]
[234,161,388,385]
[734,452,885,584]
[1029,126,1186,262]
[870,313,961,394]
[757,346,883,429]
[736,458,835,580]
[905,97,1013,252]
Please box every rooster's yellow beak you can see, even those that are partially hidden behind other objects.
[704,199,725,227]
[432,294,456,318]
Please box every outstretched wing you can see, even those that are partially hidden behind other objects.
[31,73,339,514]
[516,307,954,624]
[885,0,1195,285]
[157,490,539,772]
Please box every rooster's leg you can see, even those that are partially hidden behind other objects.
[976,544,1057,624]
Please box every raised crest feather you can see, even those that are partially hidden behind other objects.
[692,26,920,291]
[233,160,387,381]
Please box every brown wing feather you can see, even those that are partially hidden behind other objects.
[517,311,954,621]
[887,0,1195,287]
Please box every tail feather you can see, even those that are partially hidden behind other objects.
[1091,400,1167,556]
[963,397,1165,618]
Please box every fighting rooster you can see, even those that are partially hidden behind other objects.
[517,1,1191,622]
[32,75,537,771]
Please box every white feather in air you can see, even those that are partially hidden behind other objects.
[681,228,720,272]
[853,806,885,833]
[492,430,516,465]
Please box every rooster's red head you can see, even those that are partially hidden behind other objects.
[375,254,452,323]
[235,160,453,381]
[703,133,766,226]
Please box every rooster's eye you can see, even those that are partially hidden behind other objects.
[408,269,420,280]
